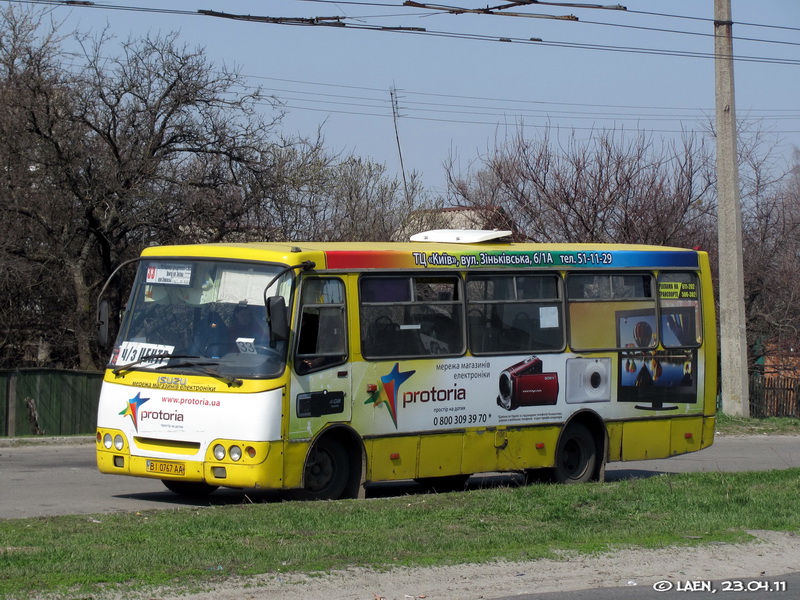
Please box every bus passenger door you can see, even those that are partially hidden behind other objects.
[288,277,351,441]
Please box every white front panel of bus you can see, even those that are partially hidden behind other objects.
[97,381,282,444]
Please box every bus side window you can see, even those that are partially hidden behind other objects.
[295,278,347,374]
[360,275,464,359]
[566,273,656,351]
[658,272,701,348]
[467,274,563,355]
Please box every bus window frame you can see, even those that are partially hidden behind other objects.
[657,271,703,349]
[359,273,465,360]
[110,257,297,378]
[294,276,349,375]
[566,271,659,353]
[466,272,565,356]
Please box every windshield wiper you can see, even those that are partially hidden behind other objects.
[112,354,200,376]
[157,360,243,388]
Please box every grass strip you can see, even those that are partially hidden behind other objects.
[1,468,799,599]
[715,413,800,436]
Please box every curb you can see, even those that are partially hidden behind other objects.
[0,435,94,448]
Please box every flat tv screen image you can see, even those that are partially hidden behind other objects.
[616,307,698,411]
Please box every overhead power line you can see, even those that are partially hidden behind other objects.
[245,74,800,115]
[189,8,800,66]
[403,2,580,21]
[247,76,800,135]
[624,7,800,34]
[4,0,800,66]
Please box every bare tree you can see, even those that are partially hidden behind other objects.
[315,160,437,242]
[245,146,443,242]
[0,8,448,369]
[740,143,800,371]
[0,8,283,369]
[446,127,717,248]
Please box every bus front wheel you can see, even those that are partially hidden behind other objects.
[554,422,597,484]
[291,437,350,501]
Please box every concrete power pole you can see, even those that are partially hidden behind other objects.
[714,0,750,417]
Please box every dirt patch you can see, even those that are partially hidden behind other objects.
[125,530,798,600]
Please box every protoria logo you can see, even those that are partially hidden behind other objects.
[365,363,416,428]
[119,392,150,431]
[401,384,466,407]
[120,393,186,431]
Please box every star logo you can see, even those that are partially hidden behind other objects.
[364,363,415,428]
[119,392,150,431]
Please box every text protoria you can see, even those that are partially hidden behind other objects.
[403,384,467,408]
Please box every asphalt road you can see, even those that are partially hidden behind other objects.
[497,573,800,600]
[1,434,799,520]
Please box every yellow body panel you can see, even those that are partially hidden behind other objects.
[283,441,311,489]
[606,422,624,462]
[497,426,560,471]
[367,437,420,481]
[204,444,284,489]
[621,420,671,461]
[417,433,463,478]
[461,429,502,474]
[669,417,703,456]
[701,416,716,449]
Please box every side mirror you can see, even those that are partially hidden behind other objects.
[267,296,290,344]
[97,300,110,346]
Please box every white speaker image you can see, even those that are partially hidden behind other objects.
[565,357,611,404]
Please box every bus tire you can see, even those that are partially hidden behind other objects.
[291,437,350,501]
[553,422,596,484]
[162,480,219,497]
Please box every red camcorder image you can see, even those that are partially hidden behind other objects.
[497,356,559,411]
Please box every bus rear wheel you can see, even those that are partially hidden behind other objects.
[291,437,350,501]
[162,480,219,497]
[554,422,597,484]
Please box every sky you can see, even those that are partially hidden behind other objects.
[8,0,800,195]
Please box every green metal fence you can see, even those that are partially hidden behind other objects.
[1,369,102,437]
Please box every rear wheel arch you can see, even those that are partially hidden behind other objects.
[555,411,607,483]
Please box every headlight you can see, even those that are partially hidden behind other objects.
[114,435,124,451]
[213,444,226,461]
[103,433,113,449]
[229,445,242,462]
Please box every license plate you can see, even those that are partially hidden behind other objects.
[146,460,186,476]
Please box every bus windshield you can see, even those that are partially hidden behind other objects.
[109,259,291,379]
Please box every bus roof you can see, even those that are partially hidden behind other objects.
[140,238,702,271]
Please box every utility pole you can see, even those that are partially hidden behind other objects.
[714,0,749,416]
[390,86,410,202]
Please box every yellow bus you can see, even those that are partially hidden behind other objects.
[96,229,717,499]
